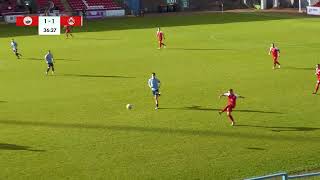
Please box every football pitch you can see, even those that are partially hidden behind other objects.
[0,12,319,179]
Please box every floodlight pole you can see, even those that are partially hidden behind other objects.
[221,2,224,13]
[273,0,279,8]
[261,0,267,9]
[298,0,302,12]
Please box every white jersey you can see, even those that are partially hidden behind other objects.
[11,41,17,51]
[223,92,239,97]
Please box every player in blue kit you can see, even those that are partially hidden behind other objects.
[10,39,22,59]
[148,72,161,110]
[45,50,55,75]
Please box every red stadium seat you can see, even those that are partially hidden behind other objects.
[67,0,86,11]
[0,0,18,14]
[66,0,121,10]
[36,0,65,11]
[314,1,320,7]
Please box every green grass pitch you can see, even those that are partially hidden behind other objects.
[0,12,319,179]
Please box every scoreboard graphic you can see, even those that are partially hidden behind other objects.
[38,16,60,35]
[16,16,83,35]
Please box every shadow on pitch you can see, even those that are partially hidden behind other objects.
[74,37,121,41]
[169,48,233,51]
[247,147,266,151]
[25,58,80,61]
[160,105,283,114]
[0,12,307,38]
[282,66,314,71]
[237,124,320,132]
[60,74,135,78]
[0,119,317,142]
[0,143,45,152]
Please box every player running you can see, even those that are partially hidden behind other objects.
[44,50,55,75]
[156,27,166,49]
[219,89,244,126]
[268,43,281,69]
[10,39,22,59]
[313,64,320,94]
[148,72,161,109]
[64,25,73,39]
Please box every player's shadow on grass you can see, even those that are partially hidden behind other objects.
[283,66,314,71]
[74,37,121,41]
[60,74,135,78]
[25,58,80,61]
[237,124,320,132]
[0,119,317,142]
[0,143,45,152]
[169,48,233,51]
[247,147,266,151]
[160,106,283,114]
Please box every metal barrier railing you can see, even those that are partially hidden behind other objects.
[289,172,320,179]
[245,172,320,180]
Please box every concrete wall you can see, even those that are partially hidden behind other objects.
[141,0,245,12]
[189,0,244,10]
[141,0,166,12]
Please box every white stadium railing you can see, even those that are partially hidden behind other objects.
[245,172,320,180]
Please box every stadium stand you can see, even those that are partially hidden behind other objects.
[37,0,65,11]
[314,0,320,6]
[0,0,17,14]
[67,0,86,11]
[85,0,120,9]
[67,0,120,11]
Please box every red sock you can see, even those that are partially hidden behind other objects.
[228,115,234,123]
[315,83,320,93]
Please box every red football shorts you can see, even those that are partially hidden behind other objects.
[227,105,235,112]
[273,56,278,62]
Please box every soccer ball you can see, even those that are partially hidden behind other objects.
[126,104,133,110]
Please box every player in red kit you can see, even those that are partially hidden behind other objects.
[64,25,73,39]
[219,89,244,126]
[313,64,320,94]
[268,43,281,69]
[156,27,166,49]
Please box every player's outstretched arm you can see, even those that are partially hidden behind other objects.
[268,47,272,55]
[219,93,227,99]
[235,93,244,98]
